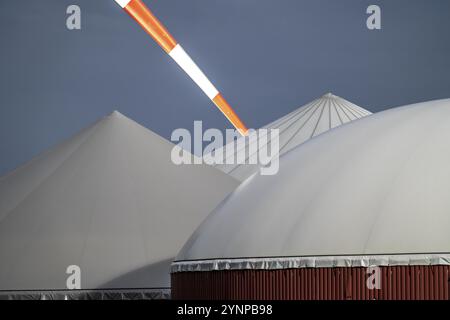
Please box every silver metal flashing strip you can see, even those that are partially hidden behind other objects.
[0,288,171,300]
[171,254,450,273]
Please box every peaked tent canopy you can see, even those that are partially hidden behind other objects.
[213,93,371,181]
[0,111,238,298]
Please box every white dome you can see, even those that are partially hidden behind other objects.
[0,111,238,291]
[176,99,450,269]
[214,93,371,181]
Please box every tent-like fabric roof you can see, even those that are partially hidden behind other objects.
[174,99,450,271]
[214,93,371,181]
[0,111,238,291]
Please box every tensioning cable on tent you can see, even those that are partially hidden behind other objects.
[113,0,248,136]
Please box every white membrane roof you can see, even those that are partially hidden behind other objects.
[175,99,450,271]
[214,93,371,181]
[0,111,238,290]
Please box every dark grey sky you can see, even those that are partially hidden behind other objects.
[0,0,449,175]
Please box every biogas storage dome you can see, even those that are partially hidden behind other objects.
[172,98,450,300]
[0,111,238,300]
[214,93,371,181]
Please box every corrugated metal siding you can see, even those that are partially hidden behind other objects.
[171,266,450,300]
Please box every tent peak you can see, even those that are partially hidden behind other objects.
[322,92,336,98]
[105,110,129,122]
[110,110,124,117]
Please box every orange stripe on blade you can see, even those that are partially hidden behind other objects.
[213,93,248,136]
[124,0,177,53]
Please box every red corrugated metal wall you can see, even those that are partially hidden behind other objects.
[171,266,450,300]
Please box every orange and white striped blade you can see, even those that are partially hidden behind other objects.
[114,0,248,136]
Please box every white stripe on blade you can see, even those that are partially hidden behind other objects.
[169,44,219,100]
[114,0,132,8]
